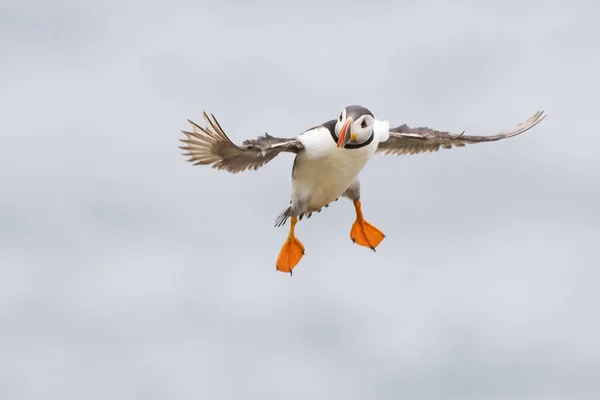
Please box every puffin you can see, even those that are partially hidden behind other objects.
[179,105,546,274]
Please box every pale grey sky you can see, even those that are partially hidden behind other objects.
[1,0,599,399]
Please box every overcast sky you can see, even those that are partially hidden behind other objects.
[1,0,600,399]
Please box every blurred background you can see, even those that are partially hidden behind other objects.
[2,0,599,399]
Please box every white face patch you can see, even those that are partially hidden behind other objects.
[334,108,347,135]
[350,115,375,144]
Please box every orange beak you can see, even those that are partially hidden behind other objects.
[337,118,353,148]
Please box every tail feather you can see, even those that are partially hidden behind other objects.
[274,206,293,227]
[274,206,314,227]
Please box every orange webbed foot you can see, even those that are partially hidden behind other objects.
[276,217,305,275]
[350,200,385,251]
[276,236,305,275]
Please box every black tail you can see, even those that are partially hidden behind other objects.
[274,206,293,227]
[274,205,315,227]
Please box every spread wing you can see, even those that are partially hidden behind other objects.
[376,110,546,156]
[179,111,304,173]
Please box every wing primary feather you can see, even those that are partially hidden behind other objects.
[377,110,546,156]
[179,111,305,173]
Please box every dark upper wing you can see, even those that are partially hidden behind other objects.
[179,111,304,173]
[376,110,546,156]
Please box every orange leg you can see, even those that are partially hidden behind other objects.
[276,217,305,275]
[350,200,385,251]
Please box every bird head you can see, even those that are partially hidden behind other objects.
[334,105,375,148]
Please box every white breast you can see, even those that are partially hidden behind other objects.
[293,126,379,211]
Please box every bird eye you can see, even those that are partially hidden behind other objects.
[339,112,343,121]
[361,118,368,128]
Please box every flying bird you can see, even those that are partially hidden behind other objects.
[179,105,546,274]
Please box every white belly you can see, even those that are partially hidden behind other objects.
[292,145,374,211]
